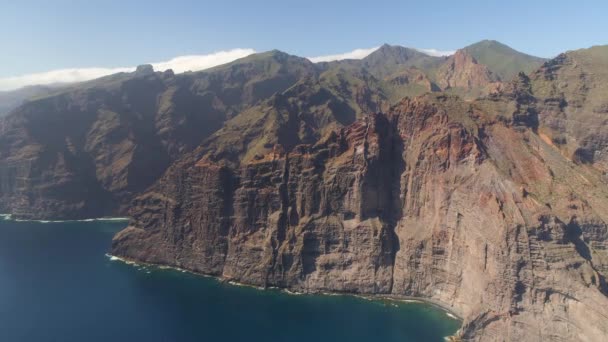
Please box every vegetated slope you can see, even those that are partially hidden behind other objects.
[463,39,547,81]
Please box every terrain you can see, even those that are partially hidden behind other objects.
[0,43,512,219]
[0,84,64,117]
[1,41,607,341]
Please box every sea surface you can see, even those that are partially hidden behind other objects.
[0,217,460,342]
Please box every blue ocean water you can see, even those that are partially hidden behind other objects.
[0,218,460,341]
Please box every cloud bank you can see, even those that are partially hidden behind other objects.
[413,48,455,57]
[149,48,256,74]
[0,48,256,91]
[306,45,455,63]
[307,47,380,63]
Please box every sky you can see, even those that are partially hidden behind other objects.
[1,0,606,90]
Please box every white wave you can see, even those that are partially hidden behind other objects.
[105,254,141,266]
[6,216,129,223]
[284,289,303,296]
[227,281,265,290]
[446,312,459,320]
[399,299,423,303]
[353,294,373,301]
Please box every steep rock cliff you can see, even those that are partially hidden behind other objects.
[0,52,318,219]
[113,93,608,341]
[436,50,501,99]
[530,46,608,173]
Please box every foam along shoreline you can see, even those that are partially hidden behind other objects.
[106,253,464,323]
[0,214,129,223]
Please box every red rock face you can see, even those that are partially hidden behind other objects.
[112,93,608,341]
[436,50,500,91]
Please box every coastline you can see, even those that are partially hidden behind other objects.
[3,214,463,333]
[106,253,464,323]
[0,214,129,223]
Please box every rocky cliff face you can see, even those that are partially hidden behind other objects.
[113,93,608,341]
[0,44,542,220]
[530,46,608,173]
[436,50,500,96]
[0,53,318,219]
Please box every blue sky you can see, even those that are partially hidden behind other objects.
[0,0,606,88]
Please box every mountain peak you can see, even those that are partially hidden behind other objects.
[135,64,154,75]
[359,44,445,79]
[436,48,498,91]
[463,40,546,80]
[452,49,477,61]
[364,44,430,63]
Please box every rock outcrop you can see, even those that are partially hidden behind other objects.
[436,50,500,93]
[113,93,608,341]
[530,46,608,173]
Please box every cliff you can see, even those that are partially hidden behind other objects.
[112,93,608,341]
[0,43,541,220]
[435,50,501,99]
[0,53,317,219]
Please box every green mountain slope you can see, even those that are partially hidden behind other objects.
[463,40,546,80]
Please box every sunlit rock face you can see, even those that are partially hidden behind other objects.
[113,93,608,342]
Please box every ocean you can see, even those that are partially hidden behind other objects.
[0,218,460,341]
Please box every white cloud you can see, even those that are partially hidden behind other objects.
[414,48,455,57]
[0,67,133,91]
[306,46,455,63]
[149,48,256,74]
[307,47,380,63]
[0,48,256,91]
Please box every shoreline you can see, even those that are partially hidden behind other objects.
[106,253,464,323]
[0,214,129,223]
[2,212,461,321]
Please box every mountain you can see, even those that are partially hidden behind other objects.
[0,52,318,219]
[111,48,608,341]
[359,44,445,78]
[2,42,607,341]
[531,45,608,170]
[113,89,608,341]
[463,40,547,81]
